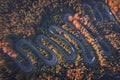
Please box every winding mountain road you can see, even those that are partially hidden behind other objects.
[77,2,113,56]
[82,3,97,21]
[8,1,115,72]
[13,24,97,72]
[83,2,113,56]
[49,25,96,63]
[49,26,77,61]
[94,2,115,22]
[63,12,112,57]
[14,40,34,72]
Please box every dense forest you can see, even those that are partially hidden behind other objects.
[0,0,120,80]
